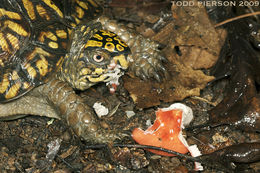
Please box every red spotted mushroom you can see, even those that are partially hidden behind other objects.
[132,103,203,170]
[132,108,188,156]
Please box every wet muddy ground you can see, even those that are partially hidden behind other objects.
[1,0,260,172]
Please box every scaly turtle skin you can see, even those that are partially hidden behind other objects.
[0,0,166,143]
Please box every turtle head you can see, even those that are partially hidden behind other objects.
[60,29,131,90]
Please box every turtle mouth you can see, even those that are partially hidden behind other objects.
[76,58,127,91]
[103,65,124,82]
[90,58,126,83]
[82,63,124,83]
[103,62,127,93]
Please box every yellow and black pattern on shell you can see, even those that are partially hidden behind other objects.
[85,30,130,54]
[69,0,102,27]
[0,0,102,102]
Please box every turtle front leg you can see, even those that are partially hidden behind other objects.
[97,16,167,81]
[38,78,121,143]
[0,92,59,120]
[0,79,122,143]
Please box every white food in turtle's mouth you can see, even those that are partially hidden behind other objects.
[104,65,124,83]
[104,61,125,92]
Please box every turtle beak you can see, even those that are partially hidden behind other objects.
[112,54,129,69]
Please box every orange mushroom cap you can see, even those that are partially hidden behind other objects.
[132,109,189,156]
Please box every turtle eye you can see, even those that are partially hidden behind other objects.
[93,54,104,62]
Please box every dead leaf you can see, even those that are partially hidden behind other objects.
[124,55,214,108]
[169,0,226,69]
[124,0,218,108]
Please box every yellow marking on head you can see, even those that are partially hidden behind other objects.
[93,34,103,40]
[0,74,9,94]
[85,40,102,48]
[93,68,104,75]
[5,21,28,37]
[23,82,30,89]
[87,75,106,83]
[36,57,49,76]
[113,54,129,69]
[100,30,116,37]
[114,36,128,47]
[0,8,21,20]
[27,47,50,61]
[11,71,19,80]
[77,0,88,10]
[105,42,115,52]
[5,82,21,99]
[0,32,9,52]
[22,0,36,20]
[76,6,84,19]
[80,68,91,75]
[106,38,113,42]
[42,0,63,18]
[36,4,50,20]
[48,41,58,49]
[116,44,124,52]
[24,63,37,78]
[6,33,19,50]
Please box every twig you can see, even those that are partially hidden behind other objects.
[83,143,200,161]
[191,96,217,106]
[113,144,201,162]
[215,11,260,28]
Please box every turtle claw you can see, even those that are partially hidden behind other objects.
[159,54,168,63]
[128,34,168,82]
[153,72,162,82]
[157,63,167,74]
[131,50,167,82]
[139,73,148,81]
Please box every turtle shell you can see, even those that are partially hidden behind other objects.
[0,0,102,102]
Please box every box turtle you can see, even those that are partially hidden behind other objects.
[0,0,166,143]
